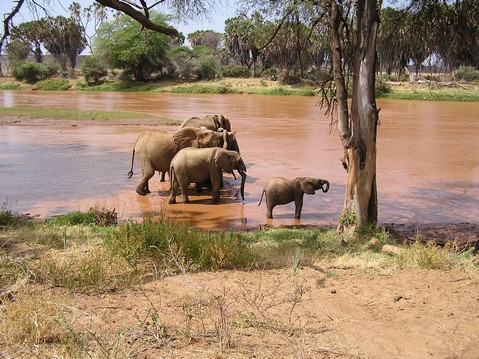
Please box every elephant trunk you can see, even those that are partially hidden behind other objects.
[239,171,247,200]
[222,130,228,149]
[321,180,330,193]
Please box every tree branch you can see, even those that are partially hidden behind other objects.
[1,0,26,53]
[95,0,179,36]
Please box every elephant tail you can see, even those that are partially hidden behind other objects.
[258,190,265,206]
[127,148,135,179]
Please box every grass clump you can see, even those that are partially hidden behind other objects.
[34,79,70,91]
[171,83,238,94]
[33,247,138,293]
[105,216,254,272]
[0,202,21,227]
[396,241,454,269]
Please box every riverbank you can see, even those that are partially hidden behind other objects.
[1,76,478,102]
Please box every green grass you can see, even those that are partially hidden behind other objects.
[170,83,239,94]
[380,87,479,102]
[0,106,180,124]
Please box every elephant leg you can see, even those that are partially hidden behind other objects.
[136,165,155,196]
[160,171,166,182]
[180,181,190,203]
[265,195,274,219]
[168,181,178,204]
[211,180,221,204]
[294,196,304,219]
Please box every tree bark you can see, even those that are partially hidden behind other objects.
[331,0,379,231]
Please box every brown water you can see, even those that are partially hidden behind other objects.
[1,90,478,229]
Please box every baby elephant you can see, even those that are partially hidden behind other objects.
[258,177,330,219]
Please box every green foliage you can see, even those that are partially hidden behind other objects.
[35,79,70,90]
[12,62,58,84]
[46,211,97,227]
[46,208,117,227]
[375,75,392,95]
[93,12,172,81]
[0,201,20,227]
[339,210,356,227]
[220,65,250,78]
[171,84,237,94]
[167,46,196,79]
[104,217,254,270]
[262,68,279,81]
[454,66,479,82]
[81,56,108,84]
[195,56,218,80]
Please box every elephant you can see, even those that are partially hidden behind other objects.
[128,127,222,195]
[179,114,232,132]
[258,177,330,219]
[168,147,247,204]
[162,128,240,184]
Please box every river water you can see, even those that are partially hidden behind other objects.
[1,90,478,230]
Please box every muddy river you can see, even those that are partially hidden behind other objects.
[1,91,478,230]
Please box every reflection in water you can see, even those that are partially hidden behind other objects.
[1,90,478,229]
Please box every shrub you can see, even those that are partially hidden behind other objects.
[375,75,392,95]
[220,65,250,78]
[195,57,218,80]
[454,66,479,82]
[262,67,279,81]
[104,217,253,270]
[12,62,58,84]
[35,79,70,91]
[81,56,108,84]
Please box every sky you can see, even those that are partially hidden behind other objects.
[0,0,239,39]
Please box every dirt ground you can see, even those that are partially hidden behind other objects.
[67,262,479,358]
[3,116,479,358]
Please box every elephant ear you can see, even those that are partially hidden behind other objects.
[213,115,221,129]
[173,127,197,150]
[301,181,316,195]
[220,116,232,132]
[197,128,218,148]
[214,149,234,174]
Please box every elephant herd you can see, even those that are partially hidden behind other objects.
[128,114,330,219]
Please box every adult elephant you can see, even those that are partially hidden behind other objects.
[128,127,221,195]
[179,114,232,132]
[169,147,247,204]
[258,177,330,219]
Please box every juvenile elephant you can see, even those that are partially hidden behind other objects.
[128,127,221,195]
[258,177,330,219]
[169,147,247,204]
[179,114,232,132]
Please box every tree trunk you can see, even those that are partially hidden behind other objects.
[331,0,379,231]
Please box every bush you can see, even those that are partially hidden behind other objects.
[105,217,253,270]
[454,66,479,82]
[220,65,250,78]
[12,62,58,84]
[262,67,279,81]
[195,57,218,80]
[375,75,392,95]
[35,79,71,91]
[81,56,108,84]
